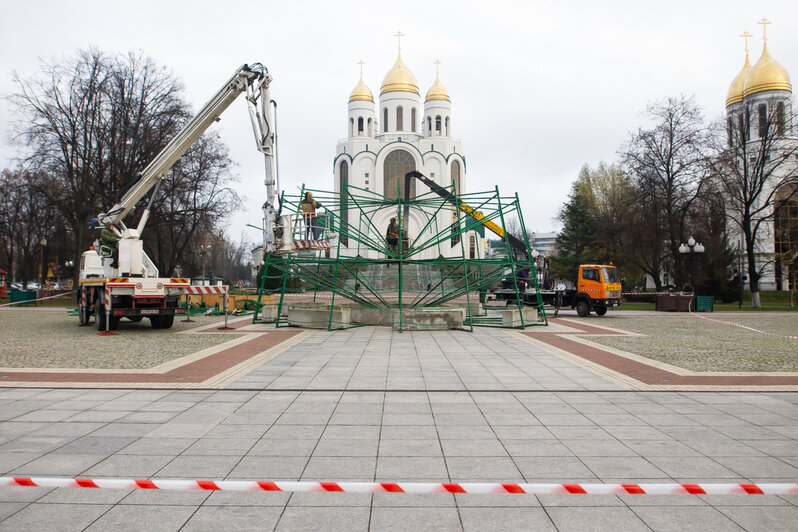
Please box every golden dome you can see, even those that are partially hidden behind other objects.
[726,54,751,106]
[742,43,792,97]
[425,75,450,102]
[349,74,373,102]
[380,52,419,95]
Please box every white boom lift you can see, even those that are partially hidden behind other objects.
[78,63,279,331]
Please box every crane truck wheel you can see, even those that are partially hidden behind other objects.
[78,293,90,325]
[576,300,589,317]
[594,304,608,316]
[160,315,174,329]
[94,297,107,331]
[150,316,164,329]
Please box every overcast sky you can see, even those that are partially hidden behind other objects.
[2,0,796,244]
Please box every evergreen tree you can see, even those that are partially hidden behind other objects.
[551,182,597,282]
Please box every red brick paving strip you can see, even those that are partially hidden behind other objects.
[0,329,303,384]
[526,319,798,386]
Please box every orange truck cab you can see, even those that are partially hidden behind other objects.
[574,264,622,316]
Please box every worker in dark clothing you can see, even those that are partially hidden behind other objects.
[101,223,121,268]
[386,217,399,257]
[300,192,322,240]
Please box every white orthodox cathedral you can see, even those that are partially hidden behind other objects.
[725,20,797,291]
[331,43,483,259]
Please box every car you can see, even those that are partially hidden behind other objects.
[10,282,23,290]
[25,282,40,290]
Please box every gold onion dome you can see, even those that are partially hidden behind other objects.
[380,52,419,95]
[425,75,450,102]
[349,74,373,102]
[726,53,751,106]
[743,43,792,97]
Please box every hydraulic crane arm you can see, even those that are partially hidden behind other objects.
[403,170,529,256]
[98,63,275,234]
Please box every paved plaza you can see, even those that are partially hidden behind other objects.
[1,309,797,530]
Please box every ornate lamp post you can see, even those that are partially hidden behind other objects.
[678,236,705,294]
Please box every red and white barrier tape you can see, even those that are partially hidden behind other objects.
[186,286,228,295]
[0,290,77,307]
[2,477,797,495]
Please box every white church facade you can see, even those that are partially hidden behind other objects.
[331,44,483,260]
[725,21,797,291]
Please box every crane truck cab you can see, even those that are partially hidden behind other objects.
[573,264,622,316]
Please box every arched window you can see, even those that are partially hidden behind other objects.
[435,115,442,134]
[469,235,476,259]
[339,161,349,246]
[383,108,388,132]
[450,160,462,246]
[349,118,354,137]
[427,116,432,135]
[777,102,786,136]
[445,116,450,136]
[411,108,417,132]
[367,118,373,136]
[383,149,416,200]
[396,106,404,131]
[357,117,364,134]
[727,117,733,147]
[758,103,768,138]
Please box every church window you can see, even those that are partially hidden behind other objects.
[445,116,450,136]
[357,117,364,134]
[776,103,785,136]
[427,116,432,134]
[758,103,768,138]
[349,118,354,137]
[469,235,476,259]
[411,108,417,132]
[383,149,416,200]
[435,115,441,134]
[383,108,388,132]
[396,106,404,131]
[339,161,349,246]
[367,118,373,136]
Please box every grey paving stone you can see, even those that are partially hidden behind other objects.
[716,505,798,531]
[376,457,449,480]
[84,454,174,477]
[445,456,523,480]
[314,437,379,457]
[714,455,798,479]
[53,436,138,455]
[546,506,650,532]
[460,507,555,531]
[0,501,25,521]
[630,505,744,531]
[0,502,110,530]
[503,440,574,457]
[229,456,308,479]
[514,457,597,480]
[579,456,668,479]
[157,455,241,478]
[302,456,376,480]
[117,437,196,456]
[370,506,462,531]
[381,425,439,440]
[564,439,637,457]
[182,505,283,530]
[248,438,318,457]
[646,456,741,479]
[183,437,258,456]
[275,505,370,531]
[439,439,506,457]
[11,453,106,476]
[0,486,53,503]
[84,503,196,530]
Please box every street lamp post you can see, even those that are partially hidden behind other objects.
[678,236,705,297]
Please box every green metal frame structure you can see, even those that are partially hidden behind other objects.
[252,178,547,331]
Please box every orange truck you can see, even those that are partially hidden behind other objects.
[496,263,622,317]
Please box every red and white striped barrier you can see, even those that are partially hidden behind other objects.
[2,477,797,495]
[293,240,330,250]
[186,285,228,295]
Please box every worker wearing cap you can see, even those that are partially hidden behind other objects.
[300,192,322,240]
[101,223,121,268]
[386,217,399,257]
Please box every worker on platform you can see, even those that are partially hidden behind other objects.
[386,217,399,257]
[101,223,121,268]
[300,192,322,240]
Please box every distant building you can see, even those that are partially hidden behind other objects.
[529,231,557,256]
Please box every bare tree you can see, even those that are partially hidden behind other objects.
[708,97,798,307]
[620,95,710,289]
[8,49,239,284]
